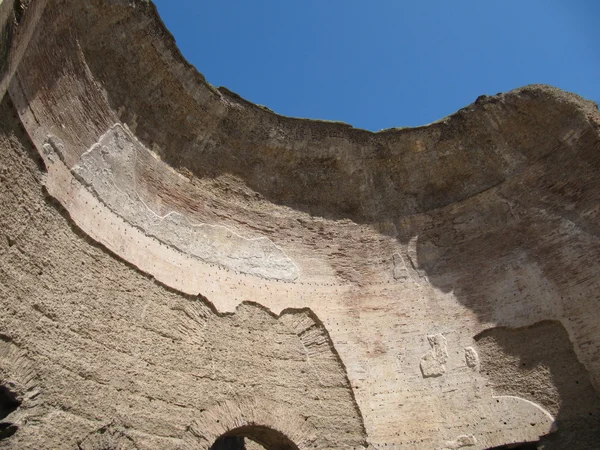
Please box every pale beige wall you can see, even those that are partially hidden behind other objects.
[2,1,600,449]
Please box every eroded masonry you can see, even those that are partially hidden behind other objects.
[1,1,600,449]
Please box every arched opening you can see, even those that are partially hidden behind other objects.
[210,425,299,450]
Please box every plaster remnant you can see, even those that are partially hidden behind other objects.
[420,334,448,378]
[71,124,300,282]
[464,347,479,369]
[443,434,476,449]
[392,253,410,281]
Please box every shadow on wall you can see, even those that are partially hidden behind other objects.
[474,321,600,449]
[8,1,600,448]
[36,0,600,374]
[19,0,599,225]
[13,0,600,335]
[401,94,600,323]
[399,104,600,447]
[486,442,539,450]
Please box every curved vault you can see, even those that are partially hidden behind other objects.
[1,0,600,449]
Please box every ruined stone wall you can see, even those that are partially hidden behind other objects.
[1,0,600,448]
[0,96,366,449]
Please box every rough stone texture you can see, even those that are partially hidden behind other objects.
[1,0,600,449]
[444,434,477,449]
[0,97,365,449]
[475,321,600,449]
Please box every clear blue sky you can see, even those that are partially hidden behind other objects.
[154,0,599,131]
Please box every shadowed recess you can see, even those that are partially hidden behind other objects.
[0,384,20,440]
[486,442,539,450]
[211,426,298,450]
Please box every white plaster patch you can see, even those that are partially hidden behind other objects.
[464,347,479,370]
[420,334,448,378]
[70,124,299,281]
[443,434,476,449]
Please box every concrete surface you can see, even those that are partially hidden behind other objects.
[1,1,599,449]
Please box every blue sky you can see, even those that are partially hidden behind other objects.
[154,0,599,131]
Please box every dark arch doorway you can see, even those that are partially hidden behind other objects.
[210,425,299,450]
